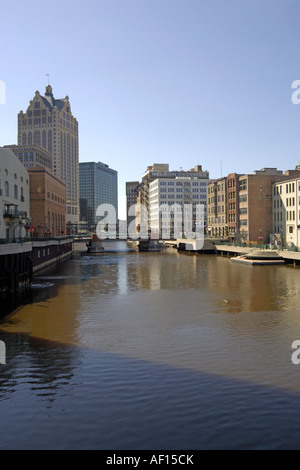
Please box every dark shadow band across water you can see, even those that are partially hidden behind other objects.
[1,331,300,450]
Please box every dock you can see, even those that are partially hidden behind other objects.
[214,244,300,266]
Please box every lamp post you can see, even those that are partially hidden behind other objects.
[24,218,32,239]
[259,229,263,248]
[225,224,228,239]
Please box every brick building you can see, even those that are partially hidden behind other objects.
[28,167,66,237]
[238,168,282,244]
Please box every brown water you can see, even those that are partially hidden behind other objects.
[1,241,300,449]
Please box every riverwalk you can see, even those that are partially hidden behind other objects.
[214,244,300,266]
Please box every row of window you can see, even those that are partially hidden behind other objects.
[274,225,295,234]
[0,171,27,183]
[46,192,65,204]
[208,216,226,224]
[159,181,206,187]
[274,182,300,195]
[207,183,225,194]
[1,182,25,200]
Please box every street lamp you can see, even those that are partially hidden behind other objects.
[259,229,263,248]
[225,224,228,238]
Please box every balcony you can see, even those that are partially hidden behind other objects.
[3,210,27,219]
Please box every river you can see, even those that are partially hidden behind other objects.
[1,241,300,449]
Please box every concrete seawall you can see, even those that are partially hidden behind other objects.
[0,238,73,292]
[214,244,300,265]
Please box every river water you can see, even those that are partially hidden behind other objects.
[1,241,300,449]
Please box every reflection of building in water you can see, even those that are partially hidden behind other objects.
[118,256,128,295]
[133,251,200,291]
[206,255,300,312]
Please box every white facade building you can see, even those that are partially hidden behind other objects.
[272,175,300,249]
[0,148,30,239]
[149,177,208,239]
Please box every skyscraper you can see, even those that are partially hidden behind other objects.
[126,181,140,231]
[18,85,79,224]
[79,161,118,228]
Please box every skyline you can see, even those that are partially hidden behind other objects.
[1,0,300,219]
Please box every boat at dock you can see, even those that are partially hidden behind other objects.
[138,240,162,252]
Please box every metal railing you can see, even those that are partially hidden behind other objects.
[3,210,27,218]
[0,235,74,244]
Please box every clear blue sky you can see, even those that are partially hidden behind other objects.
[1,0,300,219]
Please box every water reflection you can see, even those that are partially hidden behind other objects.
[0,332,78,406]
[1,244,300,449]
[206,255,300,312]
[1,244,300,393]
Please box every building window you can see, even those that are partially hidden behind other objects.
[4,181,9,197]
[34,130,41,146]
[240,179,247,191]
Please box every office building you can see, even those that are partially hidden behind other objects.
[126,181,140,231]
[138,163,209,232]
[18,85,79,224]
[79,161,118,228]
[149,176,208,238]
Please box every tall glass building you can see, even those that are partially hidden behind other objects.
[79,161,118,228]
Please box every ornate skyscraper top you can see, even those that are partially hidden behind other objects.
[18,85,79,225]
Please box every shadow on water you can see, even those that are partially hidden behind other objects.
[1,330,300,449]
